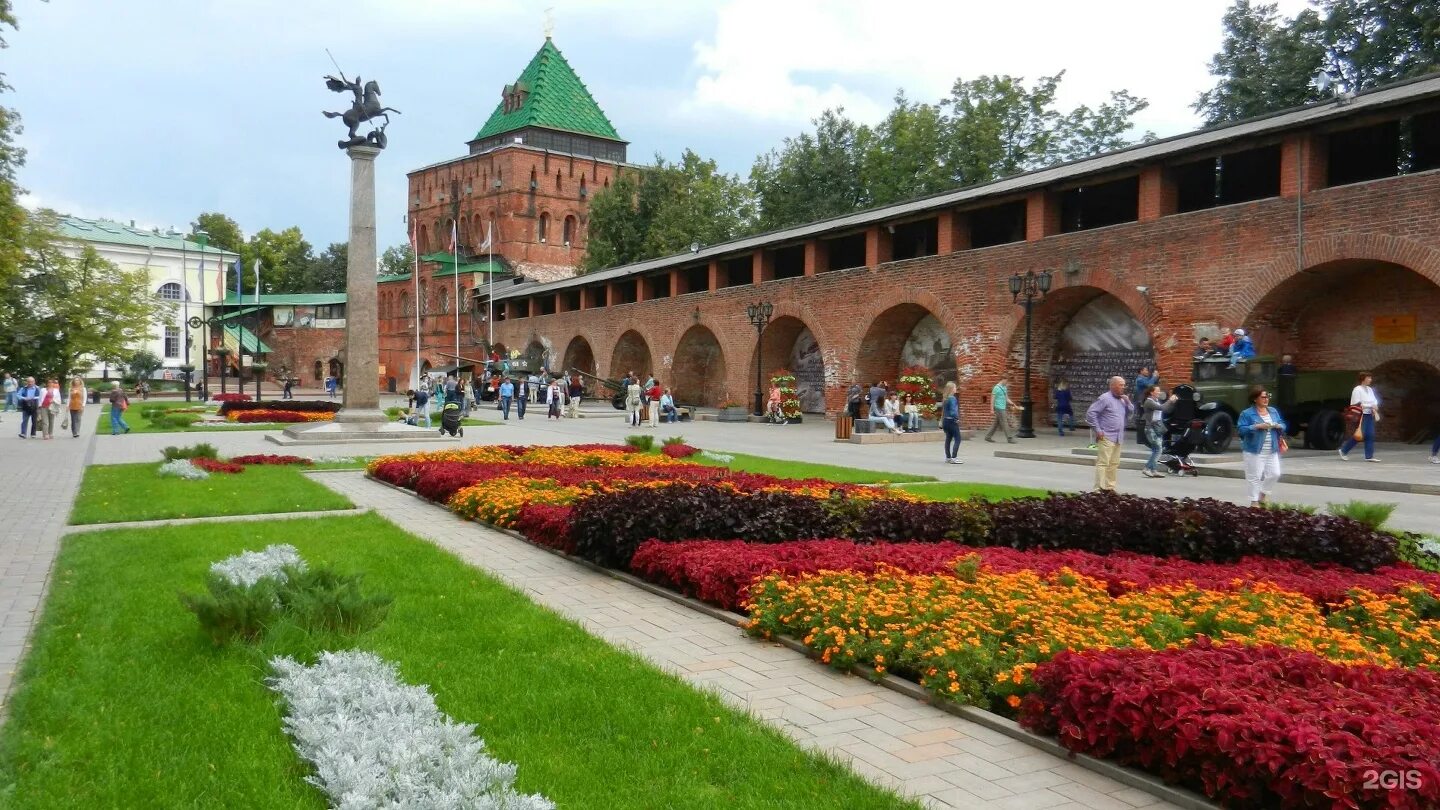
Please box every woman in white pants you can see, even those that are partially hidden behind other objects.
[1236,386,1287,506]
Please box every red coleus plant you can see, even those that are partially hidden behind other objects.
[661,443,701,459]
[191,457,244,474]
[229,454,312,466]
[1020,640,1440,810]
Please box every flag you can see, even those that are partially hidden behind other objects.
[214,256,225,300]
[253,259,261,302]
[232,257,243,301]
[476,225,491,252]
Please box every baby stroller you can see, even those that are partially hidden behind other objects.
[1160,384,1204,476]
[439,402,464,438]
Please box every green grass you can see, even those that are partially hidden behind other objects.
[96,402,277,434]
[68,462,354,525]
[894,481,1050,501]
[0,515,916,809]
[691,450,936,484]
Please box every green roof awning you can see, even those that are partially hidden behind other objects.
[215,305,264,321]
[423,255,510,278]
[222,324,272,355]
[376,272,413,283]
[472,39,624,143]
[220,293,346,306]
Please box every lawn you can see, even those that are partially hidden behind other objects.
[68,462,354,524]
[0,515,917,809]
[96,402,277,434]
[895,481,1050,501]
[690,450,935,484]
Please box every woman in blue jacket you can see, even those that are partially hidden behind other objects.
[940,381,962,465]
[1237,386,1287,506]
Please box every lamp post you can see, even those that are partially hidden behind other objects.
[745,301,773,416]
[188,314,222,400]
[191,229,213,394]
[179,233,192,402]
[1008,270,1052,439]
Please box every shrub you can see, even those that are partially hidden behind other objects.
[210,392,252,403]
[192,457,244,474]
[515,504,575,554]
[1020,641,1440,810]
[216,399,341,416]
[988,491,1397,570]
[1264,501,1319,515]
[153,413,202,429]
[158,458,209,480]
[661,443,700,459]
[623,434,655,452]
[277,566,393,636]
[661,435,688,447]
[1327,499,1397,530]
[1397,534,1440,573]
[180,574,284,644]
[161,442,219,461]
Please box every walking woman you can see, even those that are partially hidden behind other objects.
[39,378,62,439]
[107,381,131,435]
[1054,380,1073,436]
[1139,385,1177,478]
[1238,386,1287,506]
[941,381,963,464]
[66,377,85,437]
[1339,371,1381,462]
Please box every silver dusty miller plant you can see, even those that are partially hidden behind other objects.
[268,651,554,810]
[210,544,307,588]
[158,458,209,480]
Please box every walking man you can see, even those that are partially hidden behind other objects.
[985,377,1017,443]
[499,377,515,420]
[16,376,40,438]
[3,372,17,414]
[1087,376,1135,492]
[567,374,583,418]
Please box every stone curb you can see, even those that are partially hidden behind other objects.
[994,449,1440,495]
[359,472,1217,810]
[63,507,371,535]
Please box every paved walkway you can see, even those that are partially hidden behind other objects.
[0,405,97,709]
[317,471,1187,810]
[92,405,1440,533]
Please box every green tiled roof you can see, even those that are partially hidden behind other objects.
[222,324,272,355]
[473,39,622,143]
[221,293,346,306]
[422,254,510,278]
[376,272,413,283]
[55,215,240,257]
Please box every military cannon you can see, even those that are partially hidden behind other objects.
[569,368,628,410]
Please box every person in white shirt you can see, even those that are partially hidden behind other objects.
[1339,372,1381,462]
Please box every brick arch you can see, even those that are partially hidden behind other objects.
[847,289,965,381]
[561,335,597,377]
[1228,233,1440,327]
[607,328,656,381]
[671,324,728,407]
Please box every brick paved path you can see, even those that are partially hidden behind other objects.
[317,471,1192,810]
[0,406,96,709]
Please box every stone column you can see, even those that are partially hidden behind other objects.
[333,144,386,424]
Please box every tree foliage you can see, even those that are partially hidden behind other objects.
[750,110,869,232]
[0,1,29,299]
[583,151,753,272]
[0,212,172,378]
[192,211,245,255]
[1195,0,1440,125]
[243,226,314,295]
[295,242,347,293]
[380,243,414,276]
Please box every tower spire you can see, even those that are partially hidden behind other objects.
[543,7,554,39]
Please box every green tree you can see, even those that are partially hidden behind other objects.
[640,150,753,258]
[120,349,163,384]
[582,169,648,271]
[191,211,244,254]
[0,211,173,378]
[1318,0,1440,91]
[860,93,951,207]
[244,226,314,294]
[380,243,414,275]
[1053,89,1154,163]
[0,2,30,297]
[1193,1,1326,124]
[750,109,871,231]
[941,74,1065,185]
[295,242,347,293]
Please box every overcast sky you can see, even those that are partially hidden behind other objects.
[8,0,1309,250]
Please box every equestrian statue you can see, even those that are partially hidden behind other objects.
[322,68,399,150]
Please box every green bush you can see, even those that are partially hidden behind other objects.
[1395,534,1440,573]
[624,434,655,452]
[154,413,202,429]
[1263,501,1319,515]
[1326,500,1397,530]
[661,435,687,447]
[180,564,391,646]
[161,442,219,461]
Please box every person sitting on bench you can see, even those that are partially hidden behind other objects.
[660,388,679,423]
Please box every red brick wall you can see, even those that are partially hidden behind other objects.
[458,169,1440,428]
[258,326,347,388]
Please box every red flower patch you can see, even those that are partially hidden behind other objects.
[661,444,700,459]
[191,457,244,474]
[229,454,312,466]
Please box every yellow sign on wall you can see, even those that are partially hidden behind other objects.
[1373,315,1416,344]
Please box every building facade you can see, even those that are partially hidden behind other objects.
[210,293,348,390]
[55,216,239,381]
[378,37,629,389]
[474,75,1440,441]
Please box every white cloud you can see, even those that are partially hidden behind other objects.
[683,0,1313,136]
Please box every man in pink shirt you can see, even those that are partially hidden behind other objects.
[1086,376,1135,491]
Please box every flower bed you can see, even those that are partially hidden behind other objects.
[229,410,334,424]
[229,454,313,466]
[1020,641,1440,810]
[770,370,802,420]
[191,457,244,474]
[745,565,1440,705]
[209,392,252,403]
[217,400,342,417]
[631,540,1440,612]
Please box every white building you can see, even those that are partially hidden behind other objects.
[55,216,240,381]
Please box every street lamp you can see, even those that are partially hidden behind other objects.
[1009,270,1052,439]
[188,314,223,399]
[178,232,192,402]
[191,228,212,395]
[745,301,773,416]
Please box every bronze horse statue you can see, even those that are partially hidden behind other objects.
[323,74,400,149]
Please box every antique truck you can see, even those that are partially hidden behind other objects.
[1188,356,1355,453]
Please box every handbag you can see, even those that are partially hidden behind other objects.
[1352,426,1363,441]
[1277,435,1289,454]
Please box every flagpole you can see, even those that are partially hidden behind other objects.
[412,219,420,390]
[452,220,460,365]
[487,221,494,348]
